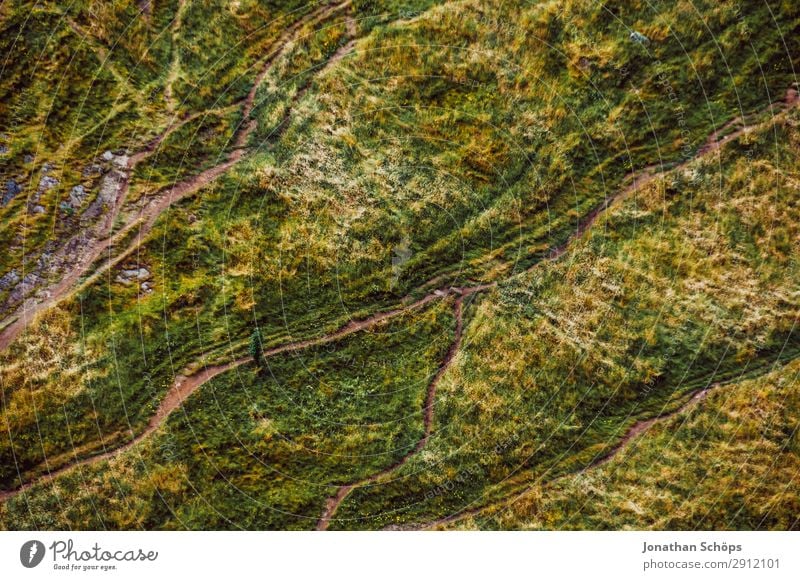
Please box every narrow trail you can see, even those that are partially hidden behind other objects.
[0,10,796,518]
[0,284,468,501]
[0,360,239,503]
[401,386,715,531]
[0,129,168,351]
[320,15,358,74]
[0,0,353,352]
[549,86,799,261]
[70,0,357,301]
[587,388,710,470]
[316,289,478,531]
[378,88,800,532]
[163,0,188,112]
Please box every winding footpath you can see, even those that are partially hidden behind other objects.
[402,386,716,530]
[0,0,354,352]
[316,285,491,530]
[0,285,460,502]
[376,87,800,531]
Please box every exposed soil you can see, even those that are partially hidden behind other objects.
[316,294,468,530]
[401,386,715,531]
[548,87,800,262]
[0,360,239,502]
[376,88,800,531]
[2,88,796,505]
[1,18,797,531]
[586,388,710,470]
[0,0,353,352]
[0,284,465,501]
[320,15,358,73]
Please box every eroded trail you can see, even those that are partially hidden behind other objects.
[316,289,478,531]
[163,0,188,112]
[380,88,800,531]
[403,386,715,531]
[0,0,353,352]
[586,388,711,470]
[0,284,461,501]
[548,86,799,261]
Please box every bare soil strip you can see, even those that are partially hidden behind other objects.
[0,42,796,524]
[402,387,714,531]
[0,284,454,501]
[316,293,468,530]
[0,0,352,351]
[549,86,798,261]
[2,88,795,504]
[378,88,800,531]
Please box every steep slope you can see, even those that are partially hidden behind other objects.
[0,0,799,530]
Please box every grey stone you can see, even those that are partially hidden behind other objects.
[36,252,53,269]
[38,175,59,193]
[630,31,650,45]
[112,154,129,169]
[31,204,46,214]
[116,266,151,286]
[101,150,114,162]
[82,169,124,219]
[82,164,104,177]
[3,179,21,206]
[8,272,40,304]
[69,185,87,207]
[23,154,34,164]
[121,267,150,280]
[0,144,7,155]
[0,269,20,290]
[99,170,124,204]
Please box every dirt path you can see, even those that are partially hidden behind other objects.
[1,15,797,516]
[586,388,710,470]
[0,284,465,501]
[316,290,472,530]
[0,128,171,351]
[399,385,715,531]
[319,15,358,74]
[163,0,188,112]
[548,86,799,262]
[0,0,353,352]
[375,88,800,531]
[75,8,357,304]
[0,360,239,503]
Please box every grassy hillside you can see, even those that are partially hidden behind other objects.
[451,357,800,530]
[331,105,800,529]
[1,0,799,530]
[1,301,454,529]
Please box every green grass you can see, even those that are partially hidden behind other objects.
[0,299,454,529]
[462,356,800,530]
[1,0,800,530]
[329,107,800,529]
